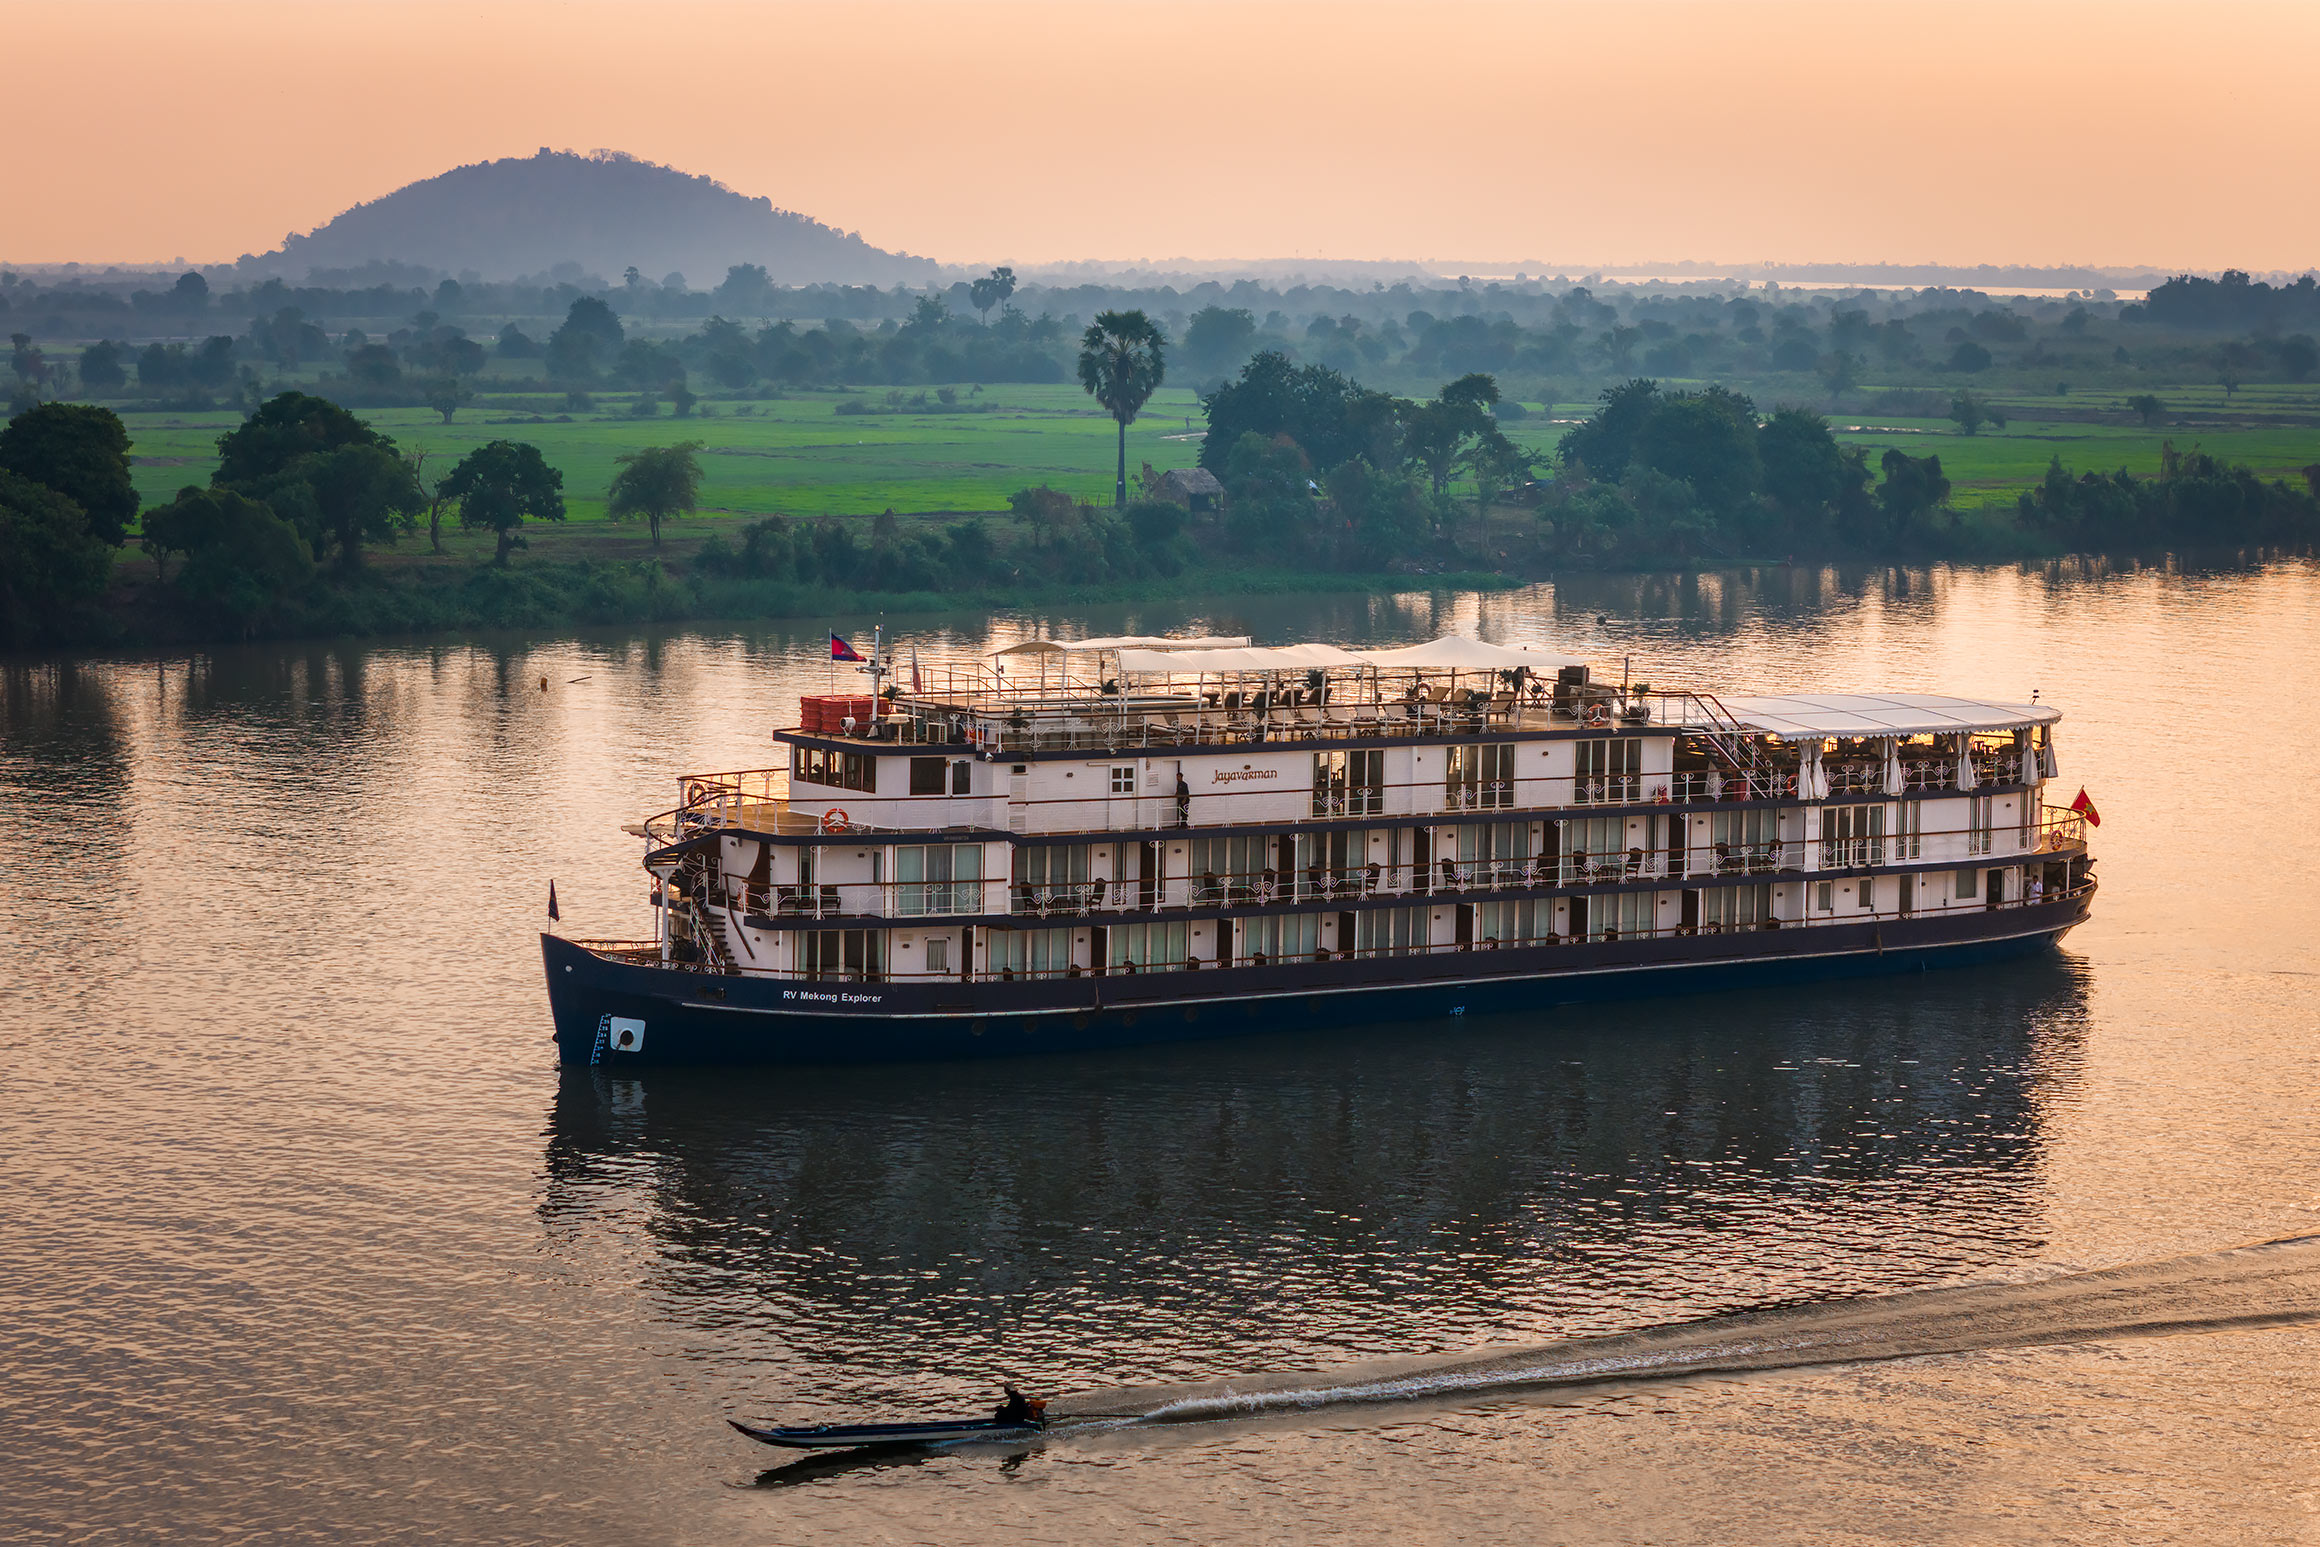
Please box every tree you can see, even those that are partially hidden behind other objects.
[307,442,421,570]
[2282,335,2320,383]
[969,266,1016,325]
[78,341,128,394]
[140,484,309,626]
[1948,390,1987,435]
[1077,310,1168,506]
[1876,449,1950,539]
[215,391,393,487]
[2127,393,2167,427]
[1557,378,1661,482]
[0,402,137,546]
[1180,306,1258,377]
[0,469,113,643]
[1757,408,1850,518]
[1635,387,1759,517]
[1947,340,1993,372]
[346,343,403,388]
[423,377,473,423]
[547,296,623,381]
[1197,352,1390,475]
[170,271,209,311]
[442,440,566,565]
[607,442,702,548]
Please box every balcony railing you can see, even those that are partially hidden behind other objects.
[634,873,2097,984]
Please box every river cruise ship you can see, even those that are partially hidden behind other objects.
[544,634,2094,1066]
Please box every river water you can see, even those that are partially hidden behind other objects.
[4,560,2318,1545]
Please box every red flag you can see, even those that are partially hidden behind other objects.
[830,633,864,662]
[547,879,561,921]
[911,647,923,694]
[2069,787,2101,827]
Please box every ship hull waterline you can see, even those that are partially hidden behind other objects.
[541,894,2089,1068]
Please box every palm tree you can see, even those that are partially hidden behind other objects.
[1077,310,1167,506]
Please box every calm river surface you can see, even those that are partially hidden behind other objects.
[5,561,2319,1545]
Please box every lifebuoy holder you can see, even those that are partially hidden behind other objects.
[820,808,850,834]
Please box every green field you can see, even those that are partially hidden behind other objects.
[120,383,1216,523]
[113,378,2320,538]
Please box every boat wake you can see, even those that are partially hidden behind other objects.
[1055,1233,2320,1427]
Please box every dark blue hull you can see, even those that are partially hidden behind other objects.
[542,894,2089,1068]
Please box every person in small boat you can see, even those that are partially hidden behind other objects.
[993,1385,1045,1426]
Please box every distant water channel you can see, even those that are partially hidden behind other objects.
[4,560,2318,1545]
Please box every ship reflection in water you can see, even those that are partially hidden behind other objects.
[542,955,2089,1422]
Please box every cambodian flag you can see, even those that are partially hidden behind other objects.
[830,633,864,662]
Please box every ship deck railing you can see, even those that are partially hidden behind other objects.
[643,757,2055,851]
[668,808,2089,923]
[602,873,2096,982]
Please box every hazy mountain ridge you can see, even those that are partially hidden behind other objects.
[242,149,940,287]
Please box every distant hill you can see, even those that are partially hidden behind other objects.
[244,149,940,287]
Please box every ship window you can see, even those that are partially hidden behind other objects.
[1108,921,1188,972]
[1556,816,1625,880]
[1013,845,1090,912]
[1816,880,1835,912]
[1446,743,1514,810]
[796,747,874,791]
[896,844,983,915]
[1702,884,1771,928]
[800,928,884,982]
[1477,899,1541,945]
[1190,834,1269,902]
[993,927,1074,978]
[1967,795,1995,856]
[1575,739,1641,805]
[1821,804,1886,869]
[953,760,972,795]
[910,757,947,795]
[1110,765,1136,794]
[1313,749,1385,817]
[1897,800,1924,860]
[1955,868,1979,899]
[1356,906,1428,957]
[924,936,949,974]
[1458,821,1533,885]
[1240,912,1322,963]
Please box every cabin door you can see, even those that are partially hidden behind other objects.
[1568,894,1590,939]
[1007,766,1029,834]
[1413,828,1433,894]
[1898,873,1915,917]
[1140,840,1161,910]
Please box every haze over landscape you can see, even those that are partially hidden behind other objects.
[11,0,2320,274]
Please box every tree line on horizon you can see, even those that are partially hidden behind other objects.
[10,262,2320,422]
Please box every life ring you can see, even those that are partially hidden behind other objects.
[683,779,711,806]
[1583,702,1610,727]
[819,808,850,834]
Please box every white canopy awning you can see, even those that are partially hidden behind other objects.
[1352,636,1585,672]
[992,634,1251,657]
[1720,693,2061,740]
[1114,643,1367,675]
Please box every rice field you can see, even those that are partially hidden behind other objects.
[115,379,2320,524]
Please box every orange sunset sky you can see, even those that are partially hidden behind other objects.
[8,0,2317,272]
